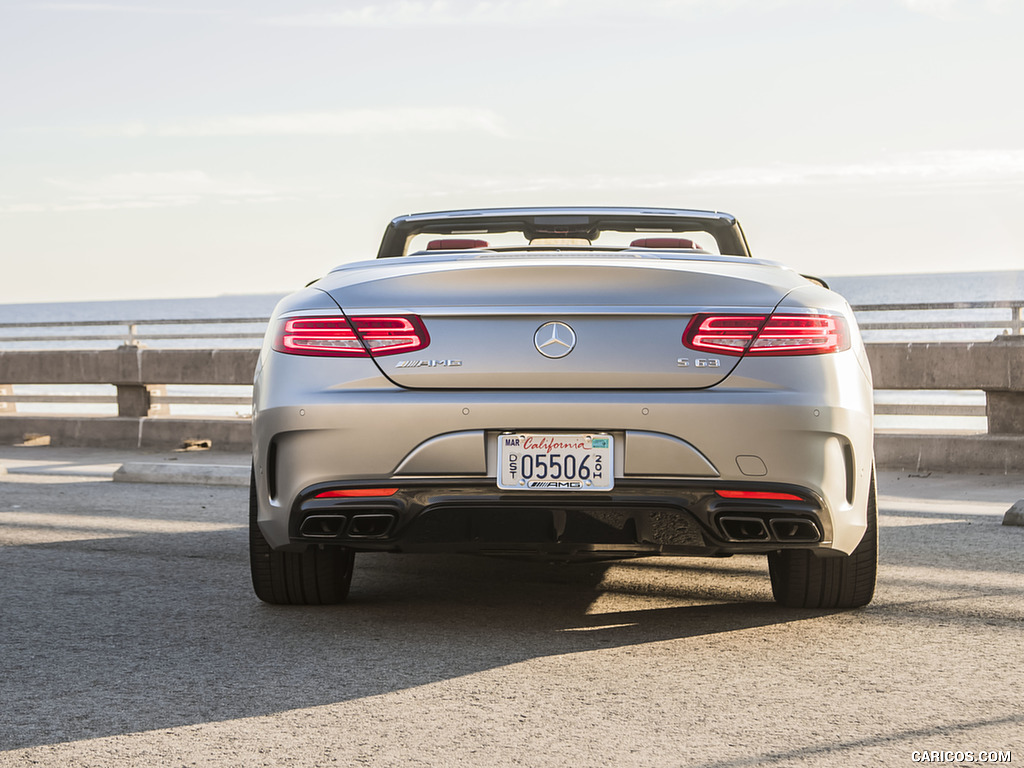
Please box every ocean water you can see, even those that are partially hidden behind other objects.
[825,270,1024,305]
[2,271,1022,428]
[0,292,287,325]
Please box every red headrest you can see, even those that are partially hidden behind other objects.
[630,237,697,249]
[426,238,489,250]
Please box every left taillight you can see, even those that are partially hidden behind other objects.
[683,313,849,357]
[273,315,430,357]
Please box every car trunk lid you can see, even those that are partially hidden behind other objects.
[319,254,803,390]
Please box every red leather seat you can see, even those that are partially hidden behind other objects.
[629,237,697,248]
[426,239,489,250]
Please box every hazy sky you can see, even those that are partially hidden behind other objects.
[2,0,1022,304]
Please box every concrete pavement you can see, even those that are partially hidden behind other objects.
[0,453,1022,767]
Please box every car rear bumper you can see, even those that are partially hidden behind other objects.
[285,478,832,559]
[252,384,873,556]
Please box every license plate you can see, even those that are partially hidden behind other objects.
[497,433,614,491]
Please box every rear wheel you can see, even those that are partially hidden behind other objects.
[768,472,877,609]
[249,467,354,605]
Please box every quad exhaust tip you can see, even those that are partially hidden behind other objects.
[768,517,822,542]
[299,513,396,539]
[300,515,347,537]
[347,514,395,538]
[719,516,770,541]
[718,515,820,543]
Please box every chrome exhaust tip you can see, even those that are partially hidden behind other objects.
[299,515,347,538]
[347,514,396,538]
[768,517,822,542]
[718,516,771,541]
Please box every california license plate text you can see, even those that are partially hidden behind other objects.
[498,433,613,491]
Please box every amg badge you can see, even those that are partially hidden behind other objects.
[395,359,463,368]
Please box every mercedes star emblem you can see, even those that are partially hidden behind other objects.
[534,321,577,358]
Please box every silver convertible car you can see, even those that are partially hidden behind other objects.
[250,207,876,609]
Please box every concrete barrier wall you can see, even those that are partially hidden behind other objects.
[0,347,259,451]
[867,341,1024,390]
[0,348,258,386]
[2,343,1023,471]
[866,340,1024,437]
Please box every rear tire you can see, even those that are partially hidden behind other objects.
[249,467,354,605]
[768,471,877,609]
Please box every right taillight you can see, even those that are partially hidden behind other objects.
[683,313,849,356]
[273,315,429,357]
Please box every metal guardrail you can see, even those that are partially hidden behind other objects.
[853,300,1024,336]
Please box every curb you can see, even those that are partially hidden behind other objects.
[113,462,249,487]
[1003,500,1024,526]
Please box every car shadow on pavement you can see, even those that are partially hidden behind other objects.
[0,517,830,750]
[8,477,1020,754]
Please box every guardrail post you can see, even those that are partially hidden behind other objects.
[116,385,150,418]
[0,384,15,413]
[986,391,1024,434]
[985,336,1024,434]
[115,385,167,418]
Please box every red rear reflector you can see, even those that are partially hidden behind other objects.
[684,313,848,357]
[315,488,398,498]
[274,315,429,357]
[715,490,803,501]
